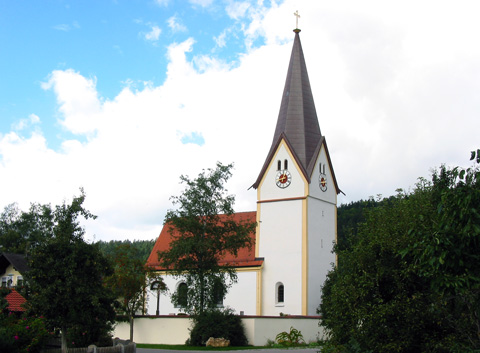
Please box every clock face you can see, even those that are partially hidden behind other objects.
[276,170,291,188]
[319,173,327,192]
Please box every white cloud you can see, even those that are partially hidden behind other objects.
[41,69,101,136]
[12,114,40,131]
[145,25,161,41]
[2,0,480,242]
[189,0,213,7]
[226,1,250,20]
[53,24,71,31]
[214,30,227,48]
[53,22,80,32]
[167,16,187,33]
[154,0,169,6]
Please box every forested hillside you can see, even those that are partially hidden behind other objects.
[0,201,155,263]
[96,239,155,262]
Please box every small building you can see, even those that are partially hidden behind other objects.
[0,253,29,289]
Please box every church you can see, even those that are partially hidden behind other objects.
[145,27,340,317]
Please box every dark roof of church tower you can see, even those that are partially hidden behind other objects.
[252,29,323,189]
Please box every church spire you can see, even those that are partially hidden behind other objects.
[252,29,322,189]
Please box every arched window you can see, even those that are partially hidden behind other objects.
[213,282,224,307]
[176,282,188,308]
[276,282,285,304]
[277,160,282,171]
[284,159,288,170]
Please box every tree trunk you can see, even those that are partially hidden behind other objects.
[61,326,68,353]
[199,271,205,315]
[129,314,134,342]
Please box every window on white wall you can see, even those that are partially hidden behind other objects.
[176,282,188,308]
[276,282,285,305]
[2,275,13,288]
[213,282,224,307]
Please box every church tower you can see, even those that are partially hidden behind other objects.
[252,28,340,316]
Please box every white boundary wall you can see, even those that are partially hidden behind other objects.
[113,316,324,346]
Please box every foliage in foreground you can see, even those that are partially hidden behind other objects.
[25,189,116,352]
[158,162,256,315]
[275,326,305,347]
[187,308,248,347]
[0,288,49,353]
[105,243,165,342]
[320,151,480,352]
[0,202,54,254]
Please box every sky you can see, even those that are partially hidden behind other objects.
[1,0,480,242]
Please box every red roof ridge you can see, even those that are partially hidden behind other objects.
[146,211,262,270]
[5,289,27,312]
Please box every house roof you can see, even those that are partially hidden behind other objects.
[0,253,29,275]
[252,30,341,194]
[146,211,263,270]
[5,289,27,312]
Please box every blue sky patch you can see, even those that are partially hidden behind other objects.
[180,132,205,146]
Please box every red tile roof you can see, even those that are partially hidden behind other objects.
[5,289,26,312]
[146,211,263,270]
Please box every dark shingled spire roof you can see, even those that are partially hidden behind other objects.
[252,29,322,189]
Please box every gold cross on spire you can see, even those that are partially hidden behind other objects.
[294,10,300,29]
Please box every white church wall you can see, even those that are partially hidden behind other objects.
[145,276,186,315]
[259,142,306,201]
[307,197,336,315]
[223,270,258,315]
[113,316,324,346]
[145,270,259,316]
[309,144,337,204]
[257,199,304,315]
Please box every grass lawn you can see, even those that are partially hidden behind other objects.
[136,344,269,350]
[137,343,321,350]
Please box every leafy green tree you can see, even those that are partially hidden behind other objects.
[320,151,480,352]
[320,181,449,352]
[105,243,165,342]
[0,202,53,254]
[26,190,116,353]
[157,162,256,315]
[403,150,480,350]
[336,198,379,252]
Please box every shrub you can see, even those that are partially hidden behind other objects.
[0,314,49,353]
[275,326,305,347]
[188,308,248,346]
[66,320,114,348]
